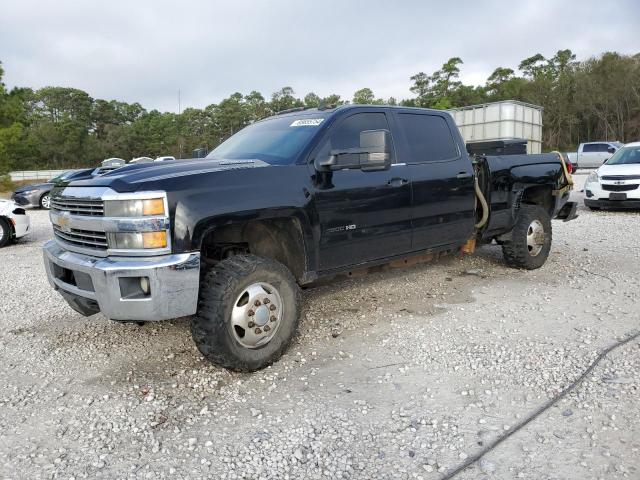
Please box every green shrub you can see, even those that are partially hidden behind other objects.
[0,174,15,193]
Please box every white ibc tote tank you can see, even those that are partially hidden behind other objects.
[448,100,543,154]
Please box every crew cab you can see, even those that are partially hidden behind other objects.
[567,141,623,169]
[42,105,575,371]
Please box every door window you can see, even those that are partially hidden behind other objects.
[317,112,393,164]
[583,143,608,153]
[398,114,459,163]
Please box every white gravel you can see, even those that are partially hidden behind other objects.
[0,172,638,479]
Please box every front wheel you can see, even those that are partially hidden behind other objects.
[191,254,300,372]
[502,205,552,270]
[40,193,51,209]
[0,218,12,248]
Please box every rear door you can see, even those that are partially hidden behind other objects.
[392,111,476,250]
[309,110,412,271]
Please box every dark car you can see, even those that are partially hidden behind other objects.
[12,169,95,209]
[12,181,54,209]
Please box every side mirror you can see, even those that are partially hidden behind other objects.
[315,129,391,172]
[607,146,616,154]
[359,130,392,171]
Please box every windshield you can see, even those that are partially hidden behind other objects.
[605,145,640,165]
[49,171,73,182]
[206,114,328,165]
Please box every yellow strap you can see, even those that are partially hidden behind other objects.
[551,150,573,195]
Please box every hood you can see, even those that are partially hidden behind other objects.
[15,182,52,192]
[598,163,640,176]
[68,158,270,192]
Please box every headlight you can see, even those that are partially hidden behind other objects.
[18,189,38,195]
[586,171,599,184]
[101,192,169,252]
[107,231,168,249]
[104,198,165,217]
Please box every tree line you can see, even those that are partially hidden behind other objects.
[1,49,639,177]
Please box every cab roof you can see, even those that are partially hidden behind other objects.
[273,103,450,118]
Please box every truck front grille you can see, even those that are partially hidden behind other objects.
[53,225,108,251]
[602,184,638,192]
[51,197,104,216]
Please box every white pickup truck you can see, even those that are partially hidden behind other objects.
[567,141,623,169]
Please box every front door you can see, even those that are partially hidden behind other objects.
[310,111,412,271]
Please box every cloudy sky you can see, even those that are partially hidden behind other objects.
[1,0,639,112]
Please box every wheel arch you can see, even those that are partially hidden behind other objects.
[519,184,554,216]
[199,215,309,282]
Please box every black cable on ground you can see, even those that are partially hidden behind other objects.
[439,329,640,480]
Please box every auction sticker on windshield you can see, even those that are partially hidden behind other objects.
[290,119,324,127]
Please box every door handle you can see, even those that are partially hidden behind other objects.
[456,171,472,179]
[387,177,409,187]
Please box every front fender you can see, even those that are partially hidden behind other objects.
[161,164,312,252]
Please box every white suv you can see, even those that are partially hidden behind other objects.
[584,142,640,210]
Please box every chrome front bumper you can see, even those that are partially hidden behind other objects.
[43,240,200,321]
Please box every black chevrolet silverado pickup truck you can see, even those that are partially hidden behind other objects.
[43,105,576,371]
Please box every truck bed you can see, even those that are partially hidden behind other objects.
[482,153,566,236]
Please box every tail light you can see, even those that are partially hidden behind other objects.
[565,155,573,174]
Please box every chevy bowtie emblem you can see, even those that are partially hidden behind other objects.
[57,213,71,233]
[614,180,625,185]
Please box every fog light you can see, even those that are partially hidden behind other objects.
[119,277,151,299]
[140,277,150,295]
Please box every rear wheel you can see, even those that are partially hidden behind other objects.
[191,254,300,372]
[40,193,51,209]
[0,218,11,248]
[502,205,552,270]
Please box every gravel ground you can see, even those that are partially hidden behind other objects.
[0,172,638,479]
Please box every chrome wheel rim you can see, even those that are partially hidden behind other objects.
[527,219,545,256]
[0,224,4,242]
[41,195,51,209]
[231,282,282,349]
